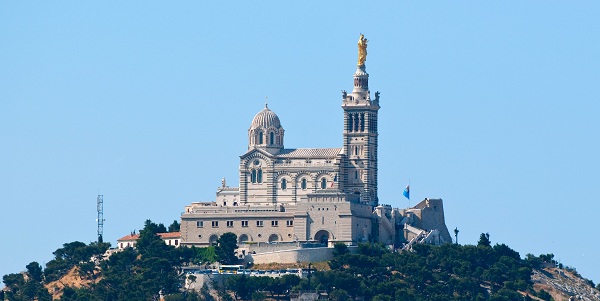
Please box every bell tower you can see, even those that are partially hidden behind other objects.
[341,34,380,206]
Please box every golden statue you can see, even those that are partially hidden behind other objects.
[357,34,368,65]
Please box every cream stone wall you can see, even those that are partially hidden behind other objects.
[181,205,296,246]
[246,247,334,265]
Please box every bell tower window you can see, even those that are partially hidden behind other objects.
[257,169,263,183]
[251,170,257,183]
[360,113,365,131]
[301,178,307,190]
[348,114,353,131]
[320,178,327,189]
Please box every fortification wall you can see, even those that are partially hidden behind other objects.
[415,198,452,243]
[246,247,337,264]
[240,242,300,253]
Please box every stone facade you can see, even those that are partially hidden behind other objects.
[180,57,452,254]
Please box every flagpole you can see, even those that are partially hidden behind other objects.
[403,179,411,209]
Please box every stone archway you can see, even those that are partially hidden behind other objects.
[268,234,279,243]
[239,234,250,244]
[314,230,330,244]
[209,234,219,246]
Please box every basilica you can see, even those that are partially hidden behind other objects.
[179,36,452,252]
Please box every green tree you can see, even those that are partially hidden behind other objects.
[251,291,266,301]
[477,233,491,248]
[536,289,553,301]
[216,232,238,264]
[332,242,349,256]
[25,261,43,283]
[329,289,351,301]
[78,261,96,281]
[169,220,181,232]
[372,294,393,301]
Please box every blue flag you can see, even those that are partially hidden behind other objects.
[403,185,410,200]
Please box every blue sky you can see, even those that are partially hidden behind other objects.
[1,2,599,284]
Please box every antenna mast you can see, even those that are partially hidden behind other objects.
[97,195,104,243]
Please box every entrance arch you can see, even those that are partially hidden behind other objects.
[239,234,250,244]
[268,234,279,243]
[209,234,219,246]
[314,230,330,244]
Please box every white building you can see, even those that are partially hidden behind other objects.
[180,37,452,250]
[116,232,181,249]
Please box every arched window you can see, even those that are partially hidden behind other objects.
[259,132,263,144]
[320,178,327,189]
[270,132,274,145]
[301,178,307,190]
[281,178,287,190]
[251,170,257,183]
[360,113,365,131]
[257,169,263,183]
[348,114,354,131]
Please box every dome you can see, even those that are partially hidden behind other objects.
[250,104,282,129]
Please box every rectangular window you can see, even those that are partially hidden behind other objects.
[212,221,219,228]
[271,220,278,227]
[175,240,178,246]
[286,220,293,227]
[226,220,234,227]
[242,221,249,227]
[256,220,264,227]
[196,221,204,228]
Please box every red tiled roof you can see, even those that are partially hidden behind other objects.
[117,234,139,241]
[158,232,181,239]
[117,232,181,242]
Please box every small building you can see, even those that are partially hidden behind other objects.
[116,232,181,250]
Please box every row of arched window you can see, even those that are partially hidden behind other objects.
[347,112,377,132]
[347,113,366,132]
[253,131,280,146]
[280,177,329,190]
[251,170,333,189]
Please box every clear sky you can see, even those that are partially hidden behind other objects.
[1,1,599,285]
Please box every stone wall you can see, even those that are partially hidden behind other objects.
[240,242,300,254]
[246,247,337,264]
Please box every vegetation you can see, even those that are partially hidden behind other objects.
[5,227,593,301]
[1,220,226,301]
[215,233,238,265]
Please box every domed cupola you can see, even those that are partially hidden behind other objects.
[248,104,285,153]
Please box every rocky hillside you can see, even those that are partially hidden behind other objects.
[532,267,600,301]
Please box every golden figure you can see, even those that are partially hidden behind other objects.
[357,34,368,65]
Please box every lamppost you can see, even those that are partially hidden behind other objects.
[454,227,459,245]
[307,263,312,289]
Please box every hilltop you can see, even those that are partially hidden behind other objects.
[2,222,599,301]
